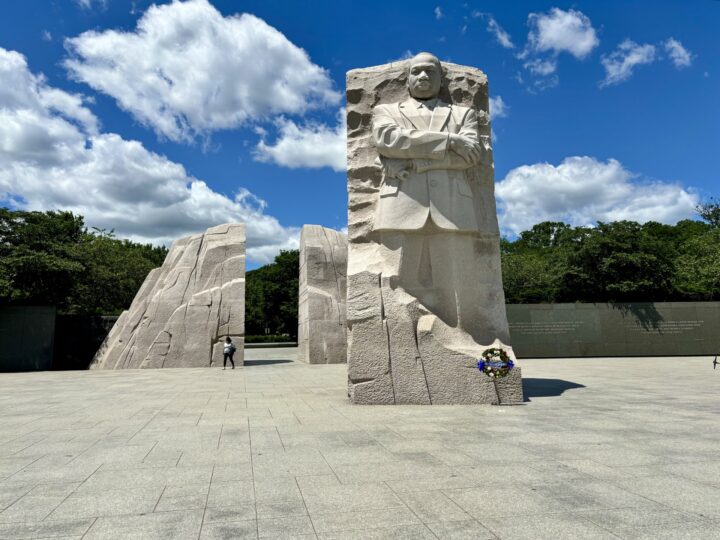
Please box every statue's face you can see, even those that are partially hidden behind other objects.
[408,59,441,100]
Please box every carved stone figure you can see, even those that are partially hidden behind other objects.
[91,223,245,369]
[373,53,484,234]
[298,225,348,364]
[346,53,522,404]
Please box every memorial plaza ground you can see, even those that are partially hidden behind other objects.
[0,349,718,539]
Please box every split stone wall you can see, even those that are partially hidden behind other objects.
[297,225,348,364]
[92,223,245,369]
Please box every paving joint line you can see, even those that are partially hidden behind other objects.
[439,486,500,537]
[247,416,259,540]
[42,462,103,522]
[152,485,167,513]
[383,480,441,540]
[294,475,318,538]
[196,463,214,540]
[275,427,286,451]
[79,516,98,539]
[126,397,180,443]
[140,440,160,463]
[2,454,45,486]
[316,451,342,485]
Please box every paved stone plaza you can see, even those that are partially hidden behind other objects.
[0,350,718,539]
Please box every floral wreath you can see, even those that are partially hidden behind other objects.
[477,348,514,379]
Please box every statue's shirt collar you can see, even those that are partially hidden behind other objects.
[408,97,441,110]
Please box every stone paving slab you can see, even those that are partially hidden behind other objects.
[0,349,719,539]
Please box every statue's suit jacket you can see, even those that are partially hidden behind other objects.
[372,98,488,232]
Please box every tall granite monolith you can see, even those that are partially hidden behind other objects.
[346,53,522,404]
[298,225,348,364]
[92,223,245,369]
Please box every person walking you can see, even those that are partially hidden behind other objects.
[223,337,236,369]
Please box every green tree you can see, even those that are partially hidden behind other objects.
[502,250,560,303]
[515,221,576,250]
[68,232,168,315]
[642,219,710,251]
[245,268,267,335]
[0,209,86,308]
[501,222,581,303]
[245,249,299,337]
[673,228,720,300]
[560,221,675,302]
[697,198,720,228]
[0,209,167,314]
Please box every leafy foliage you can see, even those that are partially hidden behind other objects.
[502,218,719,303]
[69,232,169,314]
[500,222,579,303]
[3,205,719,329]
[697,198,720,228]
[672,228,720,299]
[0,209,167,314]
[561,221,676,302]
[245,249,299,338]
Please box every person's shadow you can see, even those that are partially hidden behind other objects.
[523,378,585,401]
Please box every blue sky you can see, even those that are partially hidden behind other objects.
[0,0,717,267]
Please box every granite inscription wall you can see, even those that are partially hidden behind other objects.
[507,302,720,357]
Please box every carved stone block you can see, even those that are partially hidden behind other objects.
[298,225,348,364]
[346,55,522,404]
[91,223,245,369]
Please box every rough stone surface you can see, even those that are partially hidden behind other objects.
[91,223,245,369]
[346,56,521,404]
[297,225,348,364]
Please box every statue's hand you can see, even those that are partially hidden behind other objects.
[377,156,412,179]
[450,134,481,164]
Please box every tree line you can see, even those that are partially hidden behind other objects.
[502,216,719,304]
[0,209,167,315]
[2,201,718,326]
[246,201,719,336]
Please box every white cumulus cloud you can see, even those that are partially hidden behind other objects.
[518,8,598,89]
[74,0,107,9]
[485,15,515,49]
[64,0,340,143]
[524,58,557,76]
[0,47,297,264]
[496,156,697,235]
[472,12,514,48]
[600,39,656,87]
[526,8,599,59]
[664,38,693,68]
[489,96,508,119]
[254,110,346,172]
[434,6,443,20]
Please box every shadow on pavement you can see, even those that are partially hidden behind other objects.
[244,359,294,366]
[523,378,586,400]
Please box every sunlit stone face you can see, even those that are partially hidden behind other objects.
[407,56,441,100]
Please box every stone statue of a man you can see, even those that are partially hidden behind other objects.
[345,52,521,405]
[371,52,501,345]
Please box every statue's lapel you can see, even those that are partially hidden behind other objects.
[429,101,452,132]
[398,99,429,130]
